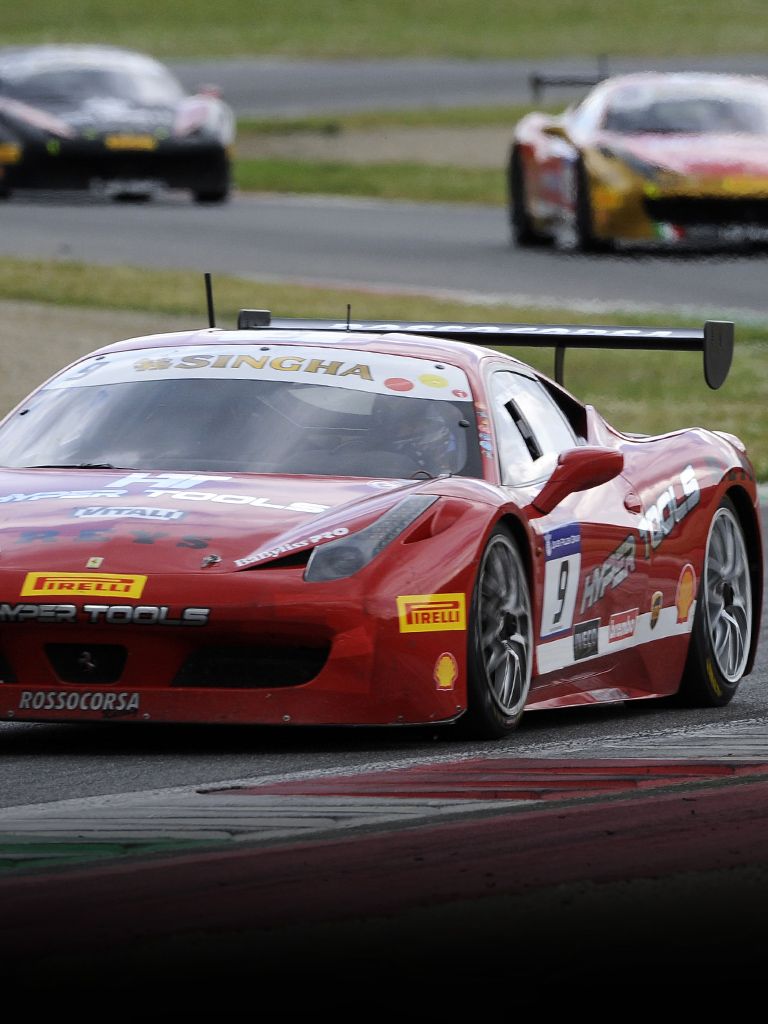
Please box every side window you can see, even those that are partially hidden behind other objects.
[491,371,578,484]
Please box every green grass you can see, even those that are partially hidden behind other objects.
[3,1,767,58]
[234,158,505,204]
[1,256,765,478]
[236,105,548,135]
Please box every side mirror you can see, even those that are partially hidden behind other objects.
[542,122,570,141]
[532,446,623,515]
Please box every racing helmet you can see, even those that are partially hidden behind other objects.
[372,395,463,474]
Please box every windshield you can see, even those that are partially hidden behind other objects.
[0,61,184,108]
[603,88,768,134]
[0,350,482,480]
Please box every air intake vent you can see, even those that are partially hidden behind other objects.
[45,644,127,684]
[174,644,329,688]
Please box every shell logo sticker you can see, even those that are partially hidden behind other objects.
[650,591,663,629]
[21,572,147,599]
[675,564,696,623]
[397,593,467,633]
[434,652,459,690]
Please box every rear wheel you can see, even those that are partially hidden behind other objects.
[460,525,533,738]
[508,147,547,247]
[675,497,752,707]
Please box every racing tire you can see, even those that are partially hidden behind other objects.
[674,497,753,707]
[508,147,547,247]
[194,188,231,204]
[573,160,612,253]
[459,524,533,739]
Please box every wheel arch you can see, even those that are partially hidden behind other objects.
[495,512,535,588]
[723,484,763,675]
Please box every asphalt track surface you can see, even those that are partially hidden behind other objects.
[5,193,768,321]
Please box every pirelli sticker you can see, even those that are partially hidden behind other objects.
[397,593,466,633]
[21,572,147,599]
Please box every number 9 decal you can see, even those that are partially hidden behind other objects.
[541,524,581,637]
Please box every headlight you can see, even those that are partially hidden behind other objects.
[304,495,438,582]
[598,144,665,181]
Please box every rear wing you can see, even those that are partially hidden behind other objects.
[528,56,610,103]
[235,311,735,390]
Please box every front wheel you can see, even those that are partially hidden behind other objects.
[460,525,533,739]
[675,497,753,707]
[573,160,612,253]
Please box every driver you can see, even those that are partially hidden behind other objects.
[372,396,464,475]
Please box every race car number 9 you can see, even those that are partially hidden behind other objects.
[540,524,581,637]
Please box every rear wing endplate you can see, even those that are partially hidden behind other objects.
[235,312,735,390]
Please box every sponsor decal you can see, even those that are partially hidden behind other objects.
[675,564,697,624]
[397,593,467,633]
[579,534,635,614]
[541,523,582,637]
[134,490,329,513]
[18,690,140,714]
[434,652,459,691]
[608,608,638,643]
[2,489,138,504]
[235,527,350,568]
[13,527,210,550]
[339,322,677,339]
[21,572,147,599]
[638,465,700,557]
[86,557,103,568]
[1,486,329,514]
[135,352,374,380]
[51,348,473,402]
[74,506,185,521]
[573,618,600,660]
[650,591,663,629]
[0,604,209,625]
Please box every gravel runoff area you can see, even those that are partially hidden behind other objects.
[236,124,514,167]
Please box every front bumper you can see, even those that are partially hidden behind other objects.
[591,177,768,245]
[0,560,474,728]
[1,136,230,194]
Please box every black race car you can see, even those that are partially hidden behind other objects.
[0,44,235,203]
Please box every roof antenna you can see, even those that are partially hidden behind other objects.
[204,272,216,328]
[346,303,351,331]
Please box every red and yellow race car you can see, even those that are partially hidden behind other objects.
[509,71,768,251]
[0,306,761,738]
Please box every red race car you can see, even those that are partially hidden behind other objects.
[0,305,761,738]
[509,71,768,251]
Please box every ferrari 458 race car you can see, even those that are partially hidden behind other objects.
[0,44,234,203]
[0,305,761,738]
[509,71,768,250]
